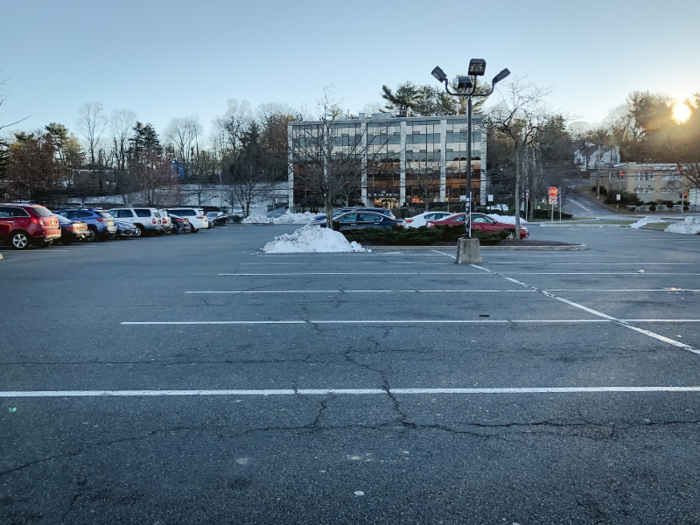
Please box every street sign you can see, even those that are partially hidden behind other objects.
[616,194,621,201]
[487,194,493,202]
[459,195,467,201]
[525,190,530,199]
[548,196,557,204]
[548,187,558,197]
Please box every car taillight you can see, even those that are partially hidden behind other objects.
[69,225,75,231]
[196,216,204,219]
[152,219,156,224]
[97,218,104,222]
[406,219,413,223]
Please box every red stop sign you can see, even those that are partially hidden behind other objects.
[548,187,559,197]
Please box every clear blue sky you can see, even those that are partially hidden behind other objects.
[2,0,699,140]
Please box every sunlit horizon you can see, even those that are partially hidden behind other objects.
[673,102,692,122]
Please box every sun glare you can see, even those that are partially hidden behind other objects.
[673,102,691,123]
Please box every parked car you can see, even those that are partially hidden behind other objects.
[404,211,453,228]
[0,203,61,249]
[55,214,88,244]
[312,207,397,227]
[206,211,228,227]
[166,208,208,232]
[159,209,173,234]
[53,209,117,242]
[332,211,404,232]
[112,219,140,238]
[107,208,164,237]
[169,214,192,234]
[427,212,529,239]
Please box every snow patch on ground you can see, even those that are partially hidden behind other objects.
[488,214,528,224]
[272,211,323,224]
[665,216,700,235]
[242,213,273,224]
[242,211,323,225]
[262,225,368,253]
[630,216,667,229]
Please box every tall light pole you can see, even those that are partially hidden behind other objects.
[431,61,510,237]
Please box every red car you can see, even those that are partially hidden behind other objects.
[0,203,62,249]
[427,212,529,239]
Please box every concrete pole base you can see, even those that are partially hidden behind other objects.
[455,237,481,265]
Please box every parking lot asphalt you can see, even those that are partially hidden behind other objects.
[2,225,700,524]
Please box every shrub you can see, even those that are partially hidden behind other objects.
[649,204,657,211]
[342,225,509,246]
[663,200,675,208]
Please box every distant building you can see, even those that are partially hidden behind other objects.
[574,142,620,171]
[287,113,488,208]
[591,163,689,204]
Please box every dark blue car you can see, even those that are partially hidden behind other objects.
[53,209,117,242]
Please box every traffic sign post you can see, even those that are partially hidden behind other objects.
[549,195,557,221]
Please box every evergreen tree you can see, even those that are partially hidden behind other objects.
[129,122,161,155]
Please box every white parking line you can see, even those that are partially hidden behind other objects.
[470,264,700,356]
[121,319,700,326]
[122,320,610,325]
[185,290,537,294]
[219,272,484,276]
[3,386,700,398]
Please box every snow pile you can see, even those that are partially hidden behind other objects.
[665,216,700,235]
[262,225,368,253]
[242,211,323,224]
[272,211,323,225]
[488,214,528,224]
[630,216,666,229]
[242,213,274,224]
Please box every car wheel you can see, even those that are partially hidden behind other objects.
[134,224,144,237]
[191,228,199,233]
[84,227,98,242]
[505,230,516,240]
[10,231,30,250]
[108,233,116,240]
[164,227,173,235]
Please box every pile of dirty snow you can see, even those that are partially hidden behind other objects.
[262,225,368,253]
[630,216,666,229]
[242,211,323,225]
[488,214,527,224]
[272,211,323,225]
[242,213,273,224]
[665,216,700,235]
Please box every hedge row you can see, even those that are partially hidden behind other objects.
[342,225,509,246]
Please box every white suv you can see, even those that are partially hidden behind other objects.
[107,208,164,237]
[166,208,208,232]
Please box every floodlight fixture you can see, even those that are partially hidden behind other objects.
[431,66,448,83]
[457,76,473,91]
[468,59,486,76]
[492,68,511,85]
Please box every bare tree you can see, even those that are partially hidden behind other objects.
[163,115,203,179]
[289,89,376,222]
[76,102,107,166]
[489,80,553,238]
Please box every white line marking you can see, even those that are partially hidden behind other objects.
[432,249,456,259]
[219,272,483,276]
[185,289,537,294]
[504,273,700,276]
[568,199,593,212]
[121,320,611,326]
[470,265,700,356]
[544,289,700,293]
[3,386,700,398]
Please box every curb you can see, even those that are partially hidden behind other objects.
[366,244,587,251]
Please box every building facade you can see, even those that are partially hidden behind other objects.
[591,163,690,203]
[287,113,487,208]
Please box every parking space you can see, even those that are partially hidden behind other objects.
[2,224,700,523]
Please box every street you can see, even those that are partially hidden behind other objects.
[2,224,700,524]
